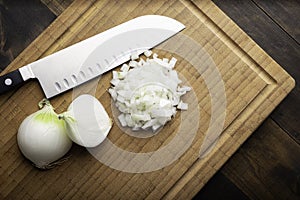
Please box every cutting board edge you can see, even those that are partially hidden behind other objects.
[0,0,296,199]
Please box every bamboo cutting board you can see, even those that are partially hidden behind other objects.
[0,0,295,199]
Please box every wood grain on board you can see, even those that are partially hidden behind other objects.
[213,0,300,145]
[41,0,73,16]
[206,1,300,199]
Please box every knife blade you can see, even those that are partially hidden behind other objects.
[0,15,185,98]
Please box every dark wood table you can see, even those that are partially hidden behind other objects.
[0,0,299,199]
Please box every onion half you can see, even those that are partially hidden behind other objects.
[61,94,112,148]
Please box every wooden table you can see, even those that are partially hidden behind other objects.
[0,0,299,199]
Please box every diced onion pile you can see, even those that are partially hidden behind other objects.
[108,51,191,131]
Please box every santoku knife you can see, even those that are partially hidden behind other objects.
[0,15,185,98]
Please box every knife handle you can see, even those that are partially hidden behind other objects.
[0,69,24,95]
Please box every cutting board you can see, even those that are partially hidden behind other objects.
[0,0,295,199]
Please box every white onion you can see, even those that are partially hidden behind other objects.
[109,52,191,131]
[17,99,72,169]
[61,94,112,148]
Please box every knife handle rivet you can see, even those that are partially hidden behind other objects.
[4,78,13,86]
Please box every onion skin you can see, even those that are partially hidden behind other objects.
[17,101,72,169]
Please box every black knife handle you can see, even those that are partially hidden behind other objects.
[0,69,25,95]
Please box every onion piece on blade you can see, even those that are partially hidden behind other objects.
[60,94,112,148]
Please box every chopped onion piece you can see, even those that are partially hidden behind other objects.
[178,86,192,92]
[131,52,139,60]
[108,88,117,101]
[177,101,188,110]
[116,95,125,103]
[110,78,120,86]
[118,114,127,127]
[144,50,152,57]
[152,124,162,131]
[109,52,191,131]
[125,114,134,127]
[154,57,170,68]
[129,60,138,67]
[113,71,127,79]
[169,57,177,68]
[142,119,157,129]
[121,64,130,72]
[138,58,146,66]
[163,58,169,63]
